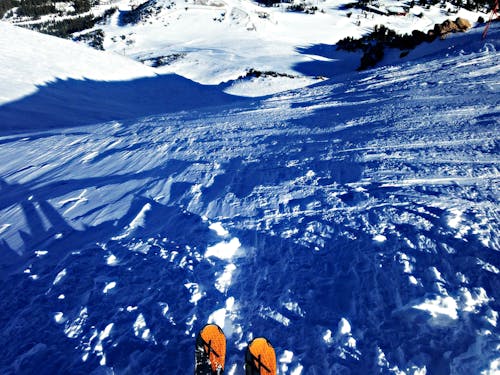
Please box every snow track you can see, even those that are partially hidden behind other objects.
[0,26,499,374]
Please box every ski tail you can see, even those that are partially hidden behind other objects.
[195,324,226,375]
[245,337,277,375]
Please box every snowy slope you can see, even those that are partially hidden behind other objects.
[2,0,488,96]
[0,22,243,131]
[0,21,499,375]
[97,0,486,93]
[0,22,156,106]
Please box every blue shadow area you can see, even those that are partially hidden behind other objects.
[0,74,245,135]
[294,44,362,79]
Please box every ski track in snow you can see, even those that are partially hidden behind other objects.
[0,28,499,374]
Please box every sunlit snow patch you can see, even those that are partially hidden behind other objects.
[290,364,304,375]
[485,309,499,327]
[0,223,11,235]
[185,314,198,336]
[259,306,291,327]
[209,222,229,237]
[279,350,294,373]
[205,237,241,260]
[54,312,65,324]
[325,318,360,360]
[64,307,88,339]
[103,281,117,294]
[224,75,321,98]
[185,282,205,305]
[373,234,387,242]
[94,323,114,366]
[458,287,490,313]
[208,297,236,330]
[35,250,48,257]
[106,254,118,265]
[283,301,305,317]
[448,208,463,229]
[134,313,155,342]
[112,203,152,240]
[413,296,458,322]
[53,268,67,285]
[215,263,237,294]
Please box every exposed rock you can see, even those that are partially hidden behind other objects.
[456,17,472,31]
[433,18,471,39]
[434,19,459,37]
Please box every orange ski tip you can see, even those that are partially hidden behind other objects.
[200,324,226,372]
[248,337,277,375]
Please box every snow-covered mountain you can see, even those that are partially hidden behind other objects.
[0,18,499,374]
[2,0,490,95]
[97,0,484,86]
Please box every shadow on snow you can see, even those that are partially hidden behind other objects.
[0,74,245,135]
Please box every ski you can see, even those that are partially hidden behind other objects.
[195,324,226,375]
[245,337,276,375]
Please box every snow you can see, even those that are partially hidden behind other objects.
[64,307,89,339]
[40,0,477,96]
[215,263,237,293]
[53,268,67,285]
[0,21,155,106]
[323,329,334,345]
[106,254,118,265]
[338,317,351,335]
[185,282,205,304]
[413,295,459,321]
[205,237,242,260]
[34,250,48,257]
[279,350,294,373]
[54,312,65,324]
[0,18,499,375]
[373,234,387,242]
[209,222,229,237]
[133,313,154,341]
[102,281,117,294]
[208,296,236,329]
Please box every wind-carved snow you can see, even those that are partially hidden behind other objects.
[113,203,152,240]
[60,189,89,215]
[0,224,11,235]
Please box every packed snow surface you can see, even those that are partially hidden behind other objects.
[0,22,499,374]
